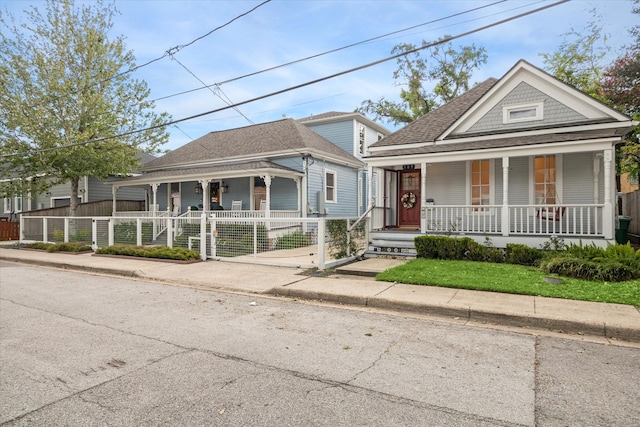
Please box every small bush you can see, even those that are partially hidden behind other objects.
[95,245,200,261]
[540,255,638,282]
[275,231,310,250]
[26,241,92,252]
[506,243,542,266]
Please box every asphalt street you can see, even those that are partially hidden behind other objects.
[1,262,639,426]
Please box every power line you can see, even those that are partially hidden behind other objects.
[7,0,272,113]
[149,0,509,104]
[1,0,569,158]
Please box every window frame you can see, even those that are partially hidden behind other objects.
[325,170,337,203]
[466,159,494,214]
[529,154,563,207]
[503,102,543,124]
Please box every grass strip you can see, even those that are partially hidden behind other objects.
[376,258,640,308]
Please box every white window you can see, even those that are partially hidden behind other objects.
[3,198,11,213]
[325,170,336,203]
[468,160,493,211]
[529,154,563,208]
[359,125,366,156]
[503,102,543,124]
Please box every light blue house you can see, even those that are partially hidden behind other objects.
[299,112,391,215]
[112,118,365,219]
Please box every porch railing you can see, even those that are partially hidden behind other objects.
[422,204,604,237]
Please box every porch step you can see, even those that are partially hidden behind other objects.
[364,231,419,259]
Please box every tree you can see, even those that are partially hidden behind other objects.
[357,38,487,126]
[601,0,640,181]
[0,0,170,217]
[539,10,608,99]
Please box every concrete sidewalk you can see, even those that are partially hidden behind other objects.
[1,245,639,343]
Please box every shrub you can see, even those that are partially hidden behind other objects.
[26,241,92,252]
[506,243,542,266]
[541,255,637,282]
[275,231,310,250]
[327,219,365,259]
[95,245,200,261]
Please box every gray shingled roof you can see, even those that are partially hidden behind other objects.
[369,78,499,148]
[112,160,301,185]
[297,111,353,122]
[144,118,361,170]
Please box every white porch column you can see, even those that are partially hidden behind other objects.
[593,154,601,203]
[603,149,614,239]
[111,185,118,215]
[296,179,301,214]
[502,157,510,237]
[263,174,272,217]
[367,165,374,208]
[198,179,210,211]
[420,163,427,233]
[151,183,159,212]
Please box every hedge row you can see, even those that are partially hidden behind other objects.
[414,236,640,282]
[95,244,200,261]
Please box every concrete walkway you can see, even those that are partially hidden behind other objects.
[1,245,639,343]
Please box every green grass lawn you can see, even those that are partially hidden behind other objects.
[376,258,640,308]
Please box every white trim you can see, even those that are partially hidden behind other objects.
[503,102,543,124]
[325,169,337,203]
[440,60,630,139]
[366,138,617,168]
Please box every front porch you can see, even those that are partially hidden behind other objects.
[367,203,612,258]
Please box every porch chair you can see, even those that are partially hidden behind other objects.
[536,189,566,221]
[259,199,267,210]
[231,200,242,210]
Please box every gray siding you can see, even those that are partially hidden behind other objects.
[467,82,587,133]
[563,152,600,204]
[425,163,466,205]
[507,157,530,205]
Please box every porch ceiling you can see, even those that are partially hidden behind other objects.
[110,160,303,187]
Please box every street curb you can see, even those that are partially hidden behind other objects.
[268,287,640,343]
[1,255,140,278]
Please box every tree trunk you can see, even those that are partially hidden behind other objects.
[70,178,79,218]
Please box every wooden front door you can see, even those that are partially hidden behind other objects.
[398,170,420,227]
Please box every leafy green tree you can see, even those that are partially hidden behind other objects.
[539,10,608,99]
[358,37,487,126]
[601,0,640,181]
[0,0,169,216]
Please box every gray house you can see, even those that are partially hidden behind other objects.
[1,152,155,220]
[112,118,364,218]
[364,60,637,251]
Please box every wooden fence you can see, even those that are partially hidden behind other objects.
[21,200,145,218]
[621,190,639,236]
[0,218,20,241]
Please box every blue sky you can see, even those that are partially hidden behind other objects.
[3,0,638,151]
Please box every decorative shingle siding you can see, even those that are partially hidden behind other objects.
[466,82,587,133]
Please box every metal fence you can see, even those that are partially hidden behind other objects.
[20,215,367,270]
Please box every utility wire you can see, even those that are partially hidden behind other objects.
[150,0,509,104]
[1,0,569,158]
